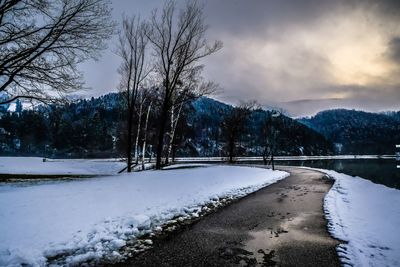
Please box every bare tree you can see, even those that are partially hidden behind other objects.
[221,102,254,163]
[117,16,151,172]
[147,0,222,169]
[261,110,282,170]
[0,0,114,105]
[133,88,155,165]
[162,76,217,165]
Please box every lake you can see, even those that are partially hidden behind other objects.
[275,159,400,189]
[177,156,400,190]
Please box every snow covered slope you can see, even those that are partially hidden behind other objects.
[0,157,125,175]
[318,168,400,267]
[0,165,288,266]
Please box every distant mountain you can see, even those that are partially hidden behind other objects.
[299,109,400,154]
[191,97,231,114]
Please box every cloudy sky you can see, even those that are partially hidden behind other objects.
[80,0,400,117]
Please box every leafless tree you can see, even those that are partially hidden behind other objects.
[261,110,282,170]
[117,16,151,172]
[221,102,254,163]
[0,0,114,105]
[134,87,155,165]
[163,75,218,165]
[147,0,222,169]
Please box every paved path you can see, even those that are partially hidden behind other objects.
[118,167,341,266]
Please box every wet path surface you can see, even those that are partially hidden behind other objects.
[118,167,341,267]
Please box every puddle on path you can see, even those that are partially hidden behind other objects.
[242,213,336,266]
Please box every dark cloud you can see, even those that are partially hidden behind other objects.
[203,0,347,40]
[79,0,400,116]
[271,83,400,117]
[388,37,400,63]
[364,0,400,18]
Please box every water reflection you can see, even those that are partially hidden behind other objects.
[274,159,400,190]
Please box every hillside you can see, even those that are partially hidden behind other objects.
[299,109,400,154]
[0,94,334,157]
[188,98,333,156]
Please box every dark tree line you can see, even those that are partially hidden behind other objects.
[0,94,335,159]
[217,103,334,165]
[0,95,120,157]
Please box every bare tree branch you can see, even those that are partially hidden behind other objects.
[0,0,115,105]
[148,0,222,169]
[117,15,151,172]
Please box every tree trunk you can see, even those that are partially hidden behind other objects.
[141,101,152,170]
[165,102,183,165]
[148,145,152,163]
[156,99,169,169]
[127,108,133,172]
[134,100,144,164]
[164,104,174,166]
[228,138,234,163]
[172,145,177,162]
[271,151,275,171]
[263,146,268,165]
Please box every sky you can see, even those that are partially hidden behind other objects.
[80,0,400,117]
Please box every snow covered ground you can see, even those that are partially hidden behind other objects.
[0,165,288,266]
[315,168,400,267]
[0,157,125,175]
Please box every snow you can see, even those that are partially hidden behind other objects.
[0,165,288,266]
[315,168,400,267]
[162,163,211,169]
[6,102,31,112]
[0,157,125,175]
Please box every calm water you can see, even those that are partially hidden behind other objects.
[275,159,400,190]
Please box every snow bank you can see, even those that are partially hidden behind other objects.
[0,165,288,266]
[162,163,211,169]
[0,157,125,175]
[316,168,400,267]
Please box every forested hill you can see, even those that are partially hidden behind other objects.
[0,93,334,157]
[299,109,400,155]
[188,97,333,157]
[385,111,400,122]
